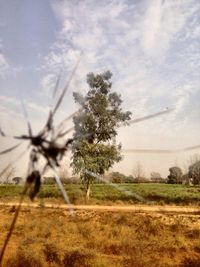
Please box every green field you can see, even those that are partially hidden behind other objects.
[0,183,200,205]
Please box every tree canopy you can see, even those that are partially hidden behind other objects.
[189,161,200,185]
[167,166,182,184]
[71,71,131,198]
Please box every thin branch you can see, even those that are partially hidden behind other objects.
[51,164,74,215]
[0,127,6,137]
[0,143,22,155]
[122,149,177,154]
[52,72,62,99]
[52,54,82,117]
[57,108,175,137]
[0,145,29,177]
[56,107,83,132]
[45,72,62,131]
[183,144,200,151]
[129,108,175,125]
[19,95,33,137]
[122,144,200,154]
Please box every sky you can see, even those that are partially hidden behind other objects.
[0,0,200,178]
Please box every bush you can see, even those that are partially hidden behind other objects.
[6,249,42,267]
[43,243,61,265]
[43,177,55,184]
[180,257,200,267]
[63,250,93,267]
[38,188,61,198]
[124,175,134,183]
[43,176,80,185]
[60,177,80,184]
[110,172,134,183]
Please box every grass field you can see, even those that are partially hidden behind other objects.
[0,183,200,205]
[0,206,200,267]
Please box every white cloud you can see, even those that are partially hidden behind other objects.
[60,19,73,35]
[142,0,163,55]
[0,39,10,77]
[40,73,57,94]
[46,0,200,120]
[27,101,48,115]
[46,0,132,72]
[0,52,9,75]
[141,0,200,59]
[0,94,49,132]
[0,53,8,66]
[31,0,200,176]
[0,95,21,114]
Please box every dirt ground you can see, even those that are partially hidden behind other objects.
[0,202,200,267]
[0,201,200,213]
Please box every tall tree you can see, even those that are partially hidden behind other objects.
[150,171,162,182]
[188,161,200,185]
[167,166,182,184]
[2,166,15,184]
[12,177,22,184]
[71,71,131,199]
[132,161,145,181]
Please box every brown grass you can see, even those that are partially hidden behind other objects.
[0,206,199,267]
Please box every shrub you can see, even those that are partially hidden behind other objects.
[43,243,61,265]
[6,249,42,267]
[180,257,200,267]
[63,250,93,267]
[43,177,55,184]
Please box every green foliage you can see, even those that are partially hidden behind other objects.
[71,71,131,194]
[43,177,55,184]
[125,175,135,183]
[43,176,80,185]
[0,183,200,204]
[0,185,23,198]
[72,141,122,178]
[189,160,200,185]
[150,172,161,180]
[110,172,126,183]
[167,166,183,184]
[12,177,22,185]
[110,172,134,183]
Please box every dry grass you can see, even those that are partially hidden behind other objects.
[0,206,200,267]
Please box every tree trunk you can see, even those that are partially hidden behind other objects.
[86,183,91,201]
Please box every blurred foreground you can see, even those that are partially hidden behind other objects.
[0,206,199,267]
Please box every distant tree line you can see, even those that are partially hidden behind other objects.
[1,162,200,185]
[43,176,80,185]
[107,171,165,183]
[1,160,200,186]
[167,160,200,185]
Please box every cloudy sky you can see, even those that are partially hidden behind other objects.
[0,0,200,178]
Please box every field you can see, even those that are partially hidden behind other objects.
[0,183,200,205]
[0,183,200,267]
[0,206,200,267]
